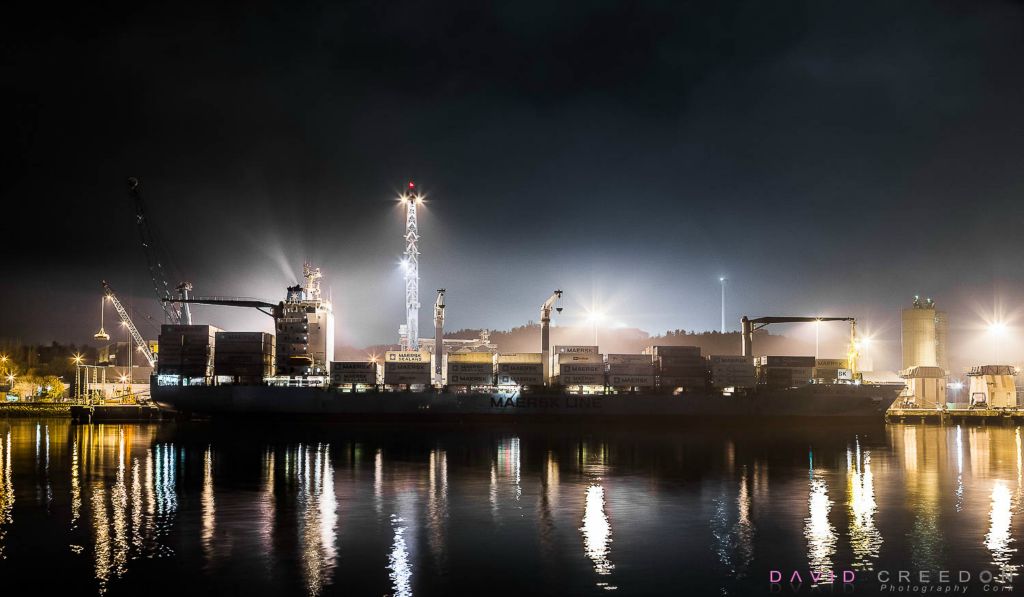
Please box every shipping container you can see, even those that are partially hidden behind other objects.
[608,374,655,387]
[385,351,430,363]
[556,374,605,386]
[447,361,494,386]
[708,355,753,365]
[556,353,603,364]
[330,361,378,386]
[447,373,494,385]
[447,352,495,364]
[607,354,653,365]
[497,353,543,364]
[650,345,701,358]
[756,356,815,368]
[554,345,599,355]
[558,363,603,375]
[658,375,707,388]
[383,361,431,385]
[608,364,655,376]
[496,363,544,386]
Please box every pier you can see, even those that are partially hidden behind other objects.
[886,407,1024,424]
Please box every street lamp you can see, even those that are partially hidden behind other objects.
[71,353,84,402]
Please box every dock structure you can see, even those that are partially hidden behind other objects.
[886,407,1024,424]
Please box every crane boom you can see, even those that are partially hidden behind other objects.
[740,315,860,376]
[541,290,563,385]
[101,281,157,367]
[162,297,281,318]
[127,177,191,324]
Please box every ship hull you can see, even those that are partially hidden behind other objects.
[151,383,897,422]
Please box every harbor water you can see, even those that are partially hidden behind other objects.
[0,419,1022,595]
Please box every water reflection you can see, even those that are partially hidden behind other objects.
[847,439,882,569]
[296,444,338,596]
[201,446,215,566]
[426,448,447,569]
[805,455,836,581]
[11,421,1024,595]
[0,429,12,559]
[985,481,1018,583]
[388,513,412,597]
[581,483,616,590]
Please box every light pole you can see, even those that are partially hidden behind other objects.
[71,353,83,403]
[719,277,726,333]
[815,319,821,360]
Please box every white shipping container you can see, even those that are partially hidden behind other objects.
[385,351,429,363]
[609,374,655,387]
[554,345,598,355]
[557,353,603,364]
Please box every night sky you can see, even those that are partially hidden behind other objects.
[4,0,1024,371]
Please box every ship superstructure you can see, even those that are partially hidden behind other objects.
[275,263,334,376]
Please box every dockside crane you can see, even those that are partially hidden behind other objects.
[740,315,861,376]
[101,281,157,367]
[541,290,563,385]
[434,289,445,384]
[127,177,193,324]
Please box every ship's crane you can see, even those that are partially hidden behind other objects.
[740,315,861,376]
[127,177,193,325]
[541,290,563,385]
[163,296,282,319]
[434,289,445,384]
[101,281,157,367]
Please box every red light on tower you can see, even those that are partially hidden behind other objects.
[408,181,415,189]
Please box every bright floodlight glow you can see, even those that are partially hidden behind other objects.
[119,374,129,383]
[950,381,964,390]
[586,310,607,324]
[989,322,1009,335]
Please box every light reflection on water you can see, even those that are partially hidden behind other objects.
[3,421,1024,595]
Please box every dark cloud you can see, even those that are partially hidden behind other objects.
[2,0,1023,372]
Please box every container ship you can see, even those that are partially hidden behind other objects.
[144,264,898,422]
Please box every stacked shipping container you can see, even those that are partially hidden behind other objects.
[651,346,706,389]
[157,324,221,382]
[755,356,815,388]
[607,354,655,388]
[330,361,378,386]
[446,352,495,386]
[213,332,274,383]
[383,351,431,386]
[496,353,544,386]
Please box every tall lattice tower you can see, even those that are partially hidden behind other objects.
[400,181,422,350]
